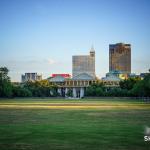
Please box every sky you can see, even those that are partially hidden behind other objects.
[0,0,150,82]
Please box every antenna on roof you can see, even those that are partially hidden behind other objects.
[90,44,95,57]
[90,44,95,52]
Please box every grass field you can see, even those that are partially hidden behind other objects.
[0,98,150,150]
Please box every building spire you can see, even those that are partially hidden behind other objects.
[90,44,95,52]
[90,45,95,57]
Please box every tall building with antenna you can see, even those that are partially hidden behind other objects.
[72,46,95,78]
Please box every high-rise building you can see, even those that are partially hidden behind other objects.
[21,73,42,82]
[109,43,131,73]
[72,46,95,78]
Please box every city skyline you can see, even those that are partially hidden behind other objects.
[0,0,150,82]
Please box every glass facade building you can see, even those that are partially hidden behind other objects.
[109,43,131,73]
[72,49,95,78]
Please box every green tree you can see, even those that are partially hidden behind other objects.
[119,77,141,90]
[106,88,128,97]
[12,86,32,97]
[130,72,150,97]
[0,67,12,97]
[95,87,104,96]
[23,80,58,97]
[66,88,73,97]
[85,83,104,96]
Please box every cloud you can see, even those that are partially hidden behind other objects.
[47,58,56,65]
[0,57,58,74]
[0,57,72,82]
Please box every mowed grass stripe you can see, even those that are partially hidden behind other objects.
[0,104,150,109]
[0,102,148,105]
[0,99,150,109]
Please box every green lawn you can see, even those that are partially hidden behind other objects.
[0,98,150,150]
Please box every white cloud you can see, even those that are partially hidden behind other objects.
[47,58,56,65]
[5,57,71,82]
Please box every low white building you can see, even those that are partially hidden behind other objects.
[21,73,42,82]
[49,73,96,98]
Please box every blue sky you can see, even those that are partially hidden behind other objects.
[0,0,150,81]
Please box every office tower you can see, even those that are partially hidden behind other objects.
[72,46,95,77]
[109,43,131,73]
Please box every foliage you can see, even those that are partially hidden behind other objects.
[105,88,129,97]
[130,73,150,97]
[66,88,73,97]
[0,67,12,97]
[12,86,32,97]
[119,77,141,90]
[49,85,58,97]
[84,72,150,97]
[85,83,104,96]
[85,82,129,97]
[23,81,58,97]
[1,67,150,98]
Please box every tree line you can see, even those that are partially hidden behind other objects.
[85,72,150,97]
[0,67,150,97]
[0,67,58,97]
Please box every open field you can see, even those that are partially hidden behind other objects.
[0,98,150,150]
